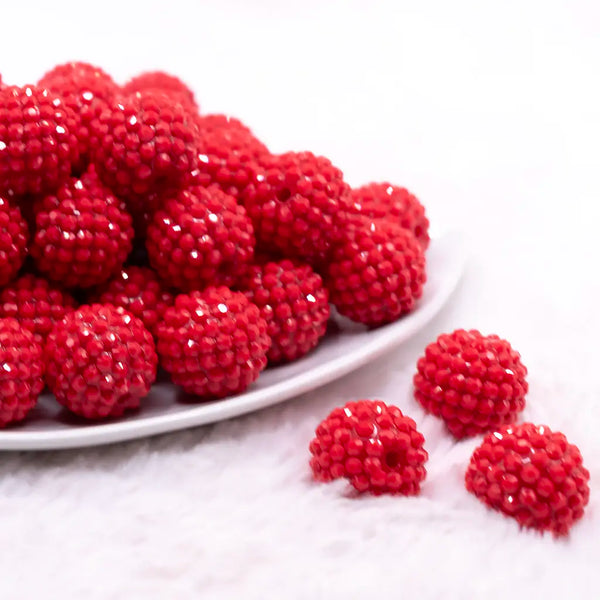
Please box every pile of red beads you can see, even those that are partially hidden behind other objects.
[309,330,590,537]
[0,62,430,426]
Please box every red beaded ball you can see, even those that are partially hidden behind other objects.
[146,185,255,292]
[0,196,29,286]
[94,266,174,337]
[309,399,428,495]
[122,71,198,111]
[413,329,528,438]
[156,287,271,399]
[0,318,45,427]
[44,304,157,419]
[31,167,133,289]
[348,183,430,249]
[326,219,426,326]
[39,62,119,174]
[0,274,77,345]
[466,423,590,536]
[241,151,350,265]
[0,85,79,196]
[189,114,269,200]
[92,90,199,200]
[239,259,330,363]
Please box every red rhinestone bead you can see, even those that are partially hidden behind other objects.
[241,151,350,265]
[44,304,157,419]
[146,185,255,292]
[239,258,330,363]
[31,166,133,289]
[347,183,430,249]
[466,423,590,536]
[414,329,528,438]
[309,399,428,495]
[0,85,79,196]
[156,287,271,399]
[326,219,426,326]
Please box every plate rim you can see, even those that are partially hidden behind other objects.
[0,230,467,451]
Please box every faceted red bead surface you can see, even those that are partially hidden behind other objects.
[189,114,269,200]
[0,196,29,286]
[465,423,590,536]
[0,274,77,345]
[414,329,528,438]
[0,318,45,427]
[326,219,426,326]
[156,287,271,399]
[0,85,79,196]
[44,304,157,419]
[31,167,133,288]
[122,71,198,111]
[94,266,174,337]
[309,399,428,495]
[38,62,119,174]
[92,90,199,200]
[146,185,255,292]
[348,183,430,249]
[239,259,330,363]
[241,151,350,265]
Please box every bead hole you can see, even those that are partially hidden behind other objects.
[385,451,401,468]
[276,188,292,202]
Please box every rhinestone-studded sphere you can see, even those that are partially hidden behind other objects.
[146,185,255,292]
[0,196,29,286]
[39,62,119,174]
[93,90,199,200]
[240,259,330,363]
[0,274,77,344]
[326,220,426,326]
[95,266,174,337]
[190,114,269,200]
[45,304,157,419]
[348,183,430,249]
[0,85,79,196]
[414,329,528,438]
[465,423,590,536]
[31,167,134,289]
[309,399,428,495]
[241,151,350,264]
[122,71,198,111]
[0,318,45,427]
[156,287,271,399]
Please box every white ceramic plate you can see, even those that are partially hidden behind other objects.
[0,231,467,451]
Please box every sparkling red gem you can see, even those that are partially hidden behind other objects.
[44,304,157,419]
[326,218,426,326]
[31,166,133,289]
[0,85,79,196]
[239,258,330,363]
[92,89,199,200]
[309,399,428,495]
[347,183,430,249]
[241,151,350,265]
[414,329,528,438]
[146,185,255,292]
[466,423,590,536]
[156,287,271,399]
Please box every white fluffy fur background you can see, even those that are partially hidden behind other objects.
[2,1,599,598]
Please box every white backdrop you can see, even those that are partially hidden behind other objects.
[1,1,599,598]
